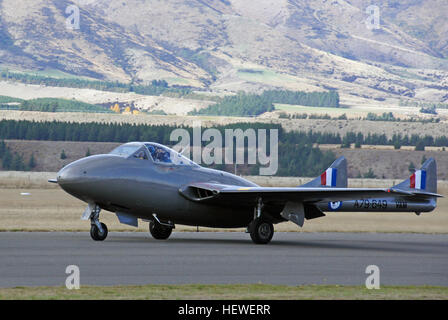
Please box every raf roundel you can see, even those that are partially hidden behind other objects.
[328,201,342,211]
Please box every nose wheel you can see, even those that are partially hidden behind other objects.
[88,204,108,241]
[90,222,108,241]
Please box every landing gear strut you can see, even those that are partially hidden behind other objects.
[89,205,108,241]
[149,215,174,240]
[248,198,274,244]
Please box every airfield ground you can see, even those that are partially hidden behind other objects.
[0,232,447,297]
[1,113,447,299]
[1,68,447,299]
[1,284,447,300]
[1,174,447,300]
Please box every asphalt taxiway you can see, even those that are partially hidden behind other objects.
[0,232,447,287]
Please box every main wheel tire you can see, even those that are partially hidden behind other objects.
[249,219,274,244]
[149,221,173,240]
[90,223,108,241]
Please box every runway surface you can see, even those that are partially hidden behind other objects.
[0,232,447,287]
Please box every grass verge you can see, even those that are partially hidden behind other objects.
[0,284,447,300]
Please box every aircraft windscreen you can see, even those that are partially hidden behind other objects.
[145,143,196,166]
[109,144,142,157]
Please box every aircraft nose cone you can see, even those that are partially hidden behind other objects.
[56,155,112,201]
[57,160,87,185]
[56,154,119,201]
[57,166,74,184]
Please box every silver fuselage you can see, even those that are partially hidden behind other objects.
[57,154,436,228]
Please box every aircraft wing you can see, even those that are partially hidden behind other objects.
[179,182,413,207]
[180,157,443,208]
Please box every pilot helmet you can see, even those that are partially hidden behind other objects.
[147,145,155,155]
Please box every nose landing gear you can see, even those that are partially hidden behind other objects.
[89,205,108,241]
[90,222,108,241]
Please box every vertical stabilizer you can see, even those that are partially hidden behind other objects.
[393,158,437,194]
[300,156,347,188]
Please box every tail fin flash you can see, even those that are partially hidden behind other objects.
[300,156,347,188]
[394,158,437,194]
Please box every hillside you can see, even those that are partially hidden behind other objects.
[0,0,447,105]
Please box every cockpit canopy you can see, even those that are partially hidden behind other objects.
[110,142,197,166]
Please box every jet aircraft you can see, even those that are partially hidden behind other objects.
[50,142,441,244]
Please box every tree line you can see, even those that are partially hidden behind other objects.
[0,120,446,149]
[279,113,348,120]
[1,120,446,175]
[339,132,448,149]
[19,98,112,113]
[364,112,440,123]
[0,121,336,176]
[190,92,276,116]
[400,99,448,110]
[0,95,24,104]
[0,120,279,144]
[190,90,340,116]
[263,90,340,108]
[0,140,35,171]
[279,111,441,123]
[0,70,192,97]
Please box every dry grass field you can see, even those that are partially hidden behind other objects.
[5,140,121,172]
[0,173,446,233]
[331,149,448,180]
[0,82,214,115]
[1,284,447,300]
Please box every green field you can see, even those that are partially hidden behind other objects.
[237,69,299,86]
[0,95,24,104]
[0,96,112,113]
[0,284,447,300]
[164,77,194,86]
[0,66,95,80]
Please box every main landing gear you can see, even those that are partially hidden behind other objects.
[149,214,174,240]
[89,205,108,241]
[248,198,274,244]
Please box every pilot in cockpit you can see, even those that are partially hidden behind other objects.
[155,147,171,163]
[142,143,197,166]
[147,145,156,159]
[134,150,148,160]
[146,144,171,163]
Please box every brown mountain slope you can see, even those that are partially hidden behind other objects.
[0,0,447,102]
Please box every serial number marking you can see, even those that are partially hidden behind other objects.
[395,200,408,209]
[354,199,388,209]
